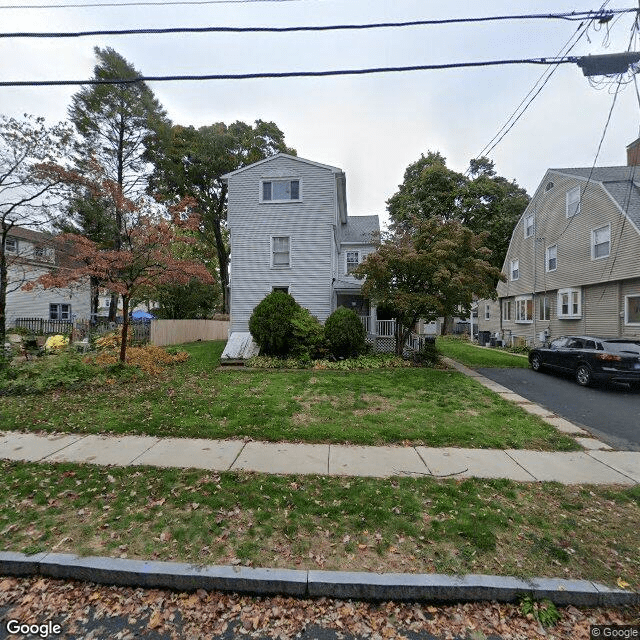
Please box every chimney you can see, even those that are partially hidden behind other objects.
[627,138,640,166]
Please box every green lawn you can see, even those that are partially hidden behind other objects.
[0,341,576,450]
[437,336,530,368]
[2,460,638,590]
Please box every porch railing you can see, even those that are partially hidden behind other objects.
[359,316,397,336]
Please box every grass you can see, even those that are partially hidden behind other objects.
[0,341,577,450]
[2,460,639,591]
[437,336,530,369]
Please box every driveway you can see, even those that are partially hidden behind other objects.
[477,366,640,451]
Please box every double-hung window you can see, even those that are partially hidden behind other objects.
[557,288,581,319]
[502,300,512,321]
[592,224,610,259]
[5,237,17,253]
[515,296,533,323]
[566,186,581,218]
[510,259,519,281]
[524,214,534,239]
[262,179,300,202]
[271,236,290,268]
[49,303,71,321]
[625,294,640,325]
[539,296,551,321]
[546,244,557,272]
[346,251,360,275]
[484,303,490,320]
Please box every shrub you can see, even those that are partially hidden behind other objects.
[324,307,367,359]
[249,291,325,359]
[249,291,300,356]
[413,338,440,367]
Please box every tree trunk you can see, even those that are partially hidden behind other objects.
[108,291,118,322]
[119,294,129,363]
[0,244,7,358]
[211,188,230,314]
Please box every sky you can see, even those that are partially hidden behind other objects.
[1,0,640,228]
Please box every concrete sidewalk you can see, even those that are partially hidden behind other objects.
[1,430,639,485]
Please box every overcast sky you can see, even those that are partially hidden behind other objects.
[1,0,639,226]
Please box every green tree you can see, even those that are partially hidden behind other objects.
[64,46,171,320]
[152,280,220,319]
[355,218,503,355]
[387,152,529,273]
[148,120,295,313]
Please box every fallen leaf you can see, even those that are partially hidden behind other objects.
[617,577,630,589]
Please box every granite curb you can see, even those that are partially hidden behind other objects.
[1,551,637,607]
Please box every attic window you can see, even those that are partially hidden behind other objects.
[566,186,581,218]
[262,179,300,202]
[545,181,554,192]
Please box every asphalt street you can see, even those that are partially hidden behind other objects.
[478,366,640,451]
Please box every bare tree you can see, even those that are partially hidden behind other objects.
[0,114,73,354]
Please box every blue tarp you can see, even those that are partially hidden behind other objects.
[131,310,155,320]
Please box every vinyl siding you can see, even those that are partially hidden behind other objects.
[497,171,640,298]
[5,265,91,325]
[494,170,640,345]
[337,244,376,280]
[621,277,640,339]
[227,156,336,332]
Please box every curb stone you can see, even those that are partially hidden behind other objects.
[0,552,637,607]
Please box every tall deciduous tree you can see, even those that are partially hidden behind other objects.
[387,152,529,273]
[64,46,171,320]
[355,218,503,355]
[0,114,73,354]
[148,120,295,313]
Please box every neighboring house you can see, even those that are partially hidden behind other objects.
[220,153,381,358]
[478,144,640,347]
[3,226,91,329]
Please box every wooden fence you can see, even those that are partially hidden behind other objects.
[150,319,230,347]
[14,318,73,335]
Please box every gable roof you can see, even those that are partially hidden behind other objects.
[550,166,640,230]
[339,214,380,244]
[221,153,343,179]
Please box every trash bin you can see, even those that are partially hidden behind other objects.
[478,331,491,346]
[489,337,496,347]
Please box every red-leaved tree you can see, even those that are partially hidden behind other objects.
[25,201,214,363]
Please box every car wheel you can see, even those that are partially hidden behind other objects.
[530,353,543,372]
[575,363,592,387]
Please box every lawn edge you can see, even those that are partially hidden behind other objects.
[1,551,636,606]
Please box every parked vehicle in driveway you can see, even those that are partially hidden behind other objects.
[528,336,640,387]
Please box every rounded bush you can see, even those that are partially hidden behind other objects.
[324,307,367,359]
[249,291,301,356]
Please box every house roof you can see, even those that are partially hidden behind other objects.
[339,214,380,244]
[220,153,344,179]
[6,225,53,243]
[550,166,640,230]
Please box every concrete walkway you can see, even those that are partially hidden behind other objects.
[1,356,639,485]
[1,429,639,485]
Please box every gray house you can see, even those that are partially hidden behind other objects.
[478,149,640,347]
[3,226,91,331]
[220,153,381,359]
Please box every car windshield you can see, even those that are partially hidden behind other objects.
[602,341,640,355]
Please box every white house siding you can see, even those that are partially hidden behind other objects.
[227,156,337,333]
[5,265,91,325]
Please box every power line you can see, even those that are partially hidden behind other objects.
[1,9,637,37]
[471,6,603,165]
[0,57,579,87]
[0,0,311,8]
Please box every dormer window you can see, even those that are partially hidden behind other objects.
[346,250,360,274]
[261,179,300,202]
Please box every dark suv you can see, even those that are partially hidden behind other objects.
[528,336,640,387]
